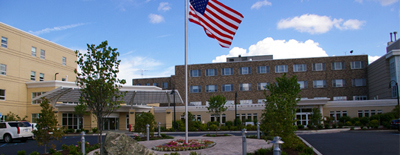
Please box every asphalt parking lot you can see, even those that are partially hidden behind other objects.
[299,130,400,155]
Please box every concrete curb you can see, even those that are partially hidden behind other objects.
[297,135,323,155]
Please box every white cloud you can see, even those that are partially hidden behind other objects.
[212,37,328,62]
[277,14,365,34]
[158,2,171,12]
[355,0,398,6]
[29,23,87,35]
[148,14,165,23]
[368,55,381,64]
[251,0,272,10]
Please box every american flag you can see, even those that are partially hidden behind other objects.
[189,0,244,48]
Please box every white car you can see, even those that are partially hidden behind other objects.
[0,121,33,143]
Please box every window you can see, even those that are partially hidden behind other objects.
[153,83,158,86]
[136,84,141,86]
[258,99,266,104]
[222,84,234,92]
[371,110,376,116]
[392,85,398,98]
[330,111,334,118]
[241,114,246,122]
[206,69,217,76]
[31,114,39,123]
[32,92,46,104]
[190,69,201,77]
[40,49,45,59]
[364,110,370,117]
[225,100,234,105]
[62,57,66,66]
[351,61,365,69]
[313,80,326,88]
[377,110,382,114]
[253,113,258,122]
[257,66,269,74]
[196,115,201,122]
[247,113,252,120]
[332,79,345,87]
[62,113,82,129]
[275,65,288,73]
[314,97,328,99]
[332,62,345,70]
[0,89,5,100]
[353,96,367,100]
[336,111,341,119]
[0,64,6,75]
[190,85,201,93]
[352,79,366,87]
[239,83,252,91]
[239,67,251,75]
[222,68,233,75]
[297,81,308,89]
[190,101,202,106]
[1,37,7,48]
[342,111,347,117]
[312,63,326,71]
[221,114,226,124]
[257,82,269,90]
[145,83,150,86]
[162,82,168,89]
[31,71,36,81]
[181,115,186,121]
[39,73,44,81]
[240,100,252,105]
[333,96,347,101]
[206,85,217,92]
[293,64,307,72]
[31,47,37,57]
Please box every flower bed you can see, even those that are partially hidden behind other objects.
[152,139,215,151]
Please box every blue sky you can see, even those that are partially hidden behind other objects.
[1,0,399,85]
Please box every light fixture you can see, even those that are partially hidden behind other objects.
[130,112,134,114]
[166,111,171,114]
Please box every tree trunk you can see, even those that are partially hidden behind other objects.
[97,116,103,155]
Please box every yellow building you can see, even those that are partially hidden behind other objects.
[0,22,76,122]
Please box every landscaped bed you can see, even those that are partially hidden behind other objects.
[152,139,215,151]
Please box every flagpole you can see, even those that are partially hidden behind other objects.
[184,0,189,144]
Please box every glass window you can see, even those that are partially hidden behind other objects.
[222,114,226,123]
[40,49,45,59]
[190,69,201,77]
[258,99,266,104]
[1,37,7,48]
[32,92,46,104]
[31,47,37,57]
[352,79,366,87]
[206,85,217,92]
[342,111,347,117]
[332,79,345,87]
[62,57,66,66]
[240,100,252,105]
[31,114,39,123]
[333,96,347,101]
[206,69,217,76]
[0,64,6,75]
[275,65,288,73]
[253,113,258,122]
[31,71,36,81]
[257,82,269,90]
[297,81,308,89]
[241,114,246,122]
[336,111,341,119]
[332,62,345,70]
[39,73,44,81]
[210,114,215,122]
[239,67,251,75]
[364,110,370,117]
[153,83,158,86]
[163,82,168,89]
[62,113,81,129]
[190,101,202,106]
[225,100,234,105]
[190,85,201,93]
[312,63,326,71]
[222,68,233,75]
[371,110,376,116]
[293,64,307,72]
[239,83,252,91]
[247,113,252,120]
[351,61,365,69]
[196,115,201,122]
[257,66,269,74]
[145,83,150,86]
[313,80,326,88]
[377,110,382,114]
[0,89,5,100]
[222,84,234,92]
[330,111,334,118]
[353,96,367,100]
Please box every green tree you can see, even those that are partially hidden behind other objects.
[310,107,323,126]
[261,73,301,148]
[134,112,156,133]
[73,102,89,131]
[5,111,27,121]
[33,98,64,153]
[207,95,228,135]
[75,40,126,154]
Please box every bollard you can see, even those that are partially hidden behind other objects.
[146,124,150,141]
[242,128,247,155]
[271,136,284,155]
[256,122,260,139]
[158,122,161,137]
[81,131,86,155]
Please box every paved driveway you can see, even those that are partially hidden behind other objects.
[299,131,400,155]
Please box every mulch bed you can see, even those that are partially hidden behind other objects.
[263,148,316,155]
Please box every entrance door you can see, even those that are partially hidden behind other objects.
[103,118,119,130]
[296,113,311,126]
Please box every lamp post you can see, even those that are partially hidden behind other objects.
[170,88,176,130]
[54,73,59,80]
[389,80,400,107]
[235,92,238,126]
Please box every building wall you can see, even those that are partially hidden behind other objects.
[368,55,391,99]
[132,77,172,89]
[0,22,76,118]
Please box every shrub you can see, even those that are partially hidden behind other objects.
[189,152,198,155]
[209,124,218,131]
[234,119,242,127]
[370,119,379,129]
[52,152,62,155]
[220,126,229,131]
[351,117,360,124]
[17,150,26,155]
[317,124,324,129]
[306,124,314,130]
[225,121,233,127]
[230,126,238,131]
[360,117,370,126]
[303,147,314,154]
[355,121,362,126]
[332,124,337,128]
[294,143,305,152]
[324,124,330,129]
[61,144,69,150]
[297,124,305,129]
[338,122,344,128]
[198,124,207,131]
[350,127,354,130]
[345,121,353,126]
[207,121,219,127]
[48,148,56,154]
[169,152,180,155]
[246,124,253,130]
[29,151,39,155]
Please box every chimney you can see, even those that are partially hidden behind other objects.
[390,32,393,42]
[394,31,397,41]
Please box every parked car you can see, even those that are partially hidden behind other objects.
[390,119,400,129]
[0,121,33,143]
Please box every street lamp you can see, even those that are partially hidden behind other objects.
[389,80,400,107]
[170,88,176,130]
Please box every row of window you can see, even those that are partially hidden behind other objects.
[190,61,365,77]
[1,37,7,48]
[180,113,258,124]
[30,71,45,81]
[329,110,382,120]
[140,82,168,89]
[189,79,367,93]
[0,64,6,75]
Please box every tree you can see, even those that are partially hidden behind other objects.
[75,41,126,154]
[260,73,301,147]
[73,102,89,131]
[134,112,156,133]
[207,95,228,135]
[310,107,323,126]
[5,111,27,121]
[33,98,64,153]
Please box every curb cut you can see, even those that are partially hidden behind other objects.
[297,135,323,155]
